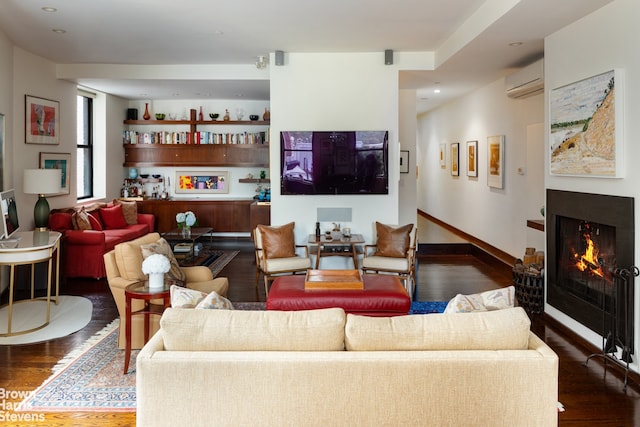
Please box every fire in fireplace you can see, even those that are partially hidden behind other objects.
[547,190,634,350]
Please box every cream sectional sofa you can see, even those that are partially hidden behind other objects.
[137,307,558,427]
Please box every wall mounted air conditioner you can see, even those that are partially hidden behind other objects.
[505,59,544,99]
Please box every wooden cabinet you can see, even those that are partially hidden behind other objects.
[123,109,270,167]
[250,202,271,229]
[136,199,255,233]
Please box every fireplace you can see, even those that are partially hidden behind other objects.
[547,190,634,350]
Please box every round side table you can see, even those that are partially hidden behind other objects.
[123,280,172,374]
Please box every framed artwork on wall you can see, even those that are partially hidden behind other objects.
[451,143,459,176]
[549,69,623,177]
[25,95,60,145]
[175,171,229,194]
[439,144,446,169]
[466,140,478,177]
[40,152,70,195]
[400,150,409,174]
[487,135,505,189]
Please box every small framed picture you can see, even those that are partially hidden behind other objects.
[25,95,60,145]
[451,143,459,176]
[400,150,410,174]
[175,171,229,194]
[466,140,478,177]
[39,152,70,195]
[487,135,505,189]
[439,144,446,168]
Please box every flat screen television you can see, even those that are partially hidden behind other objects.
[280,131,389,195]
[0,189,20,240]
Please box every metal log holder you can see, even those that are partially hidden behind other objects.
[584,265,639,391]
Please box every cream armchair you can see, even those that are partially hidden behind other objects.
[253,222,311,298]
[361,222,417,298]
[104,232,229,349]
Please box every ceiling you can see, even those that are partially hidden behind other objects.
[0,0,613,114]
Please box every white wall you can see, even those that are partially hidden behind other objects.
[269,52,405,247]
[544,0,640,371]
[0,29,13,190]
[417,78,545,258]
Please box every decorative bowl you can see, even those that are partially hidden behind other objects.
[139,174,149,179]
[152,174,162,179]
[155,113,165,120]
[209,113,219,120]
[249,114,259,121]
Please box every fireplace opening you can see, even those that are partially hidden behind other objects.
[547,190,634,351]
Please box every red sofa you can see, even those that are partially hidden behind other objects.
[49,202,154,279]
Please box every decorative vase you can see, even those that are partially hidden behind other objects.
[148,272,164,289]
[181,226,191,239]
[263,108,270,121]
[143,103,151,120]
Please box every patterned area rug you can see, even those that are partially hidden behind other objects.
[17,320,135,412]
[233,301,448,314]
[178,247,239,277]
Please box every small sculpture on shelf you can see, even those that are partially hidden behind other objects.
[263,108,270,121]
[143,103,151,120]
[223,109,231,121]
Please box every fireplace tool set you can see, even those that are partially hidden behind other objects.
[584,264,639,391]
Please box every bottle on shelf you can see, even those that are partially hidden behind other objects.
[315,222,321,239]
[198,106,204,121]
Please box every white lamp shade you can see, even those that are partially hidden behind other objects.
[23,169,62,195]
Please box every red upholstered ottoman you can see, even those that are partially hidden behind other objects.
[267,274,411,317]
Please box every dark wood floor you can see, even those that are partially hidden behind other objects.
[1,237,639,426]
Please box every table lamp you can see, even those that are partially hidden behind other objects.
[23,168,62,231]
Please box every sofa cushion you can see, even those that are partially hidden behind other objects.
[88,213,103,231]
[160,307,346,351]
[114,232,162,281]
[345,307,530,351]
[113,199,138,225]
[99,204,129,229]
[49,212,73,232]
[375,222,412,258]
[141,238,186,282]
[257,222,296,259]
[444,286,515,313]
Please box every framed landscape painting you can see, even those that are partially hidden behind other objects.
[25,95,60,145]
[466,140,478,177]
[487,135,504,189]
[175,171,229,194]
[549,69,623,177]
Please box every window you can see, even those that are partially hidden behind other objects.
[77,94,93,199]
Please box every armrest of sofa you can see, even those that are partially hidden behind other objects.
[63,229,106,245]
[182,266,214,282]
[137,213,155,231]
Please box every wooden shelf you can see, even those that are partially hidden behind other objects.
[238,178,271,183]
[124,119,270,126]
[527,219,545,232]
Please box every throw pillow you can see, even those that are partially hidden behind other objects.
[49,212,73,231]
[444,286,516,313]
[195,290,234,310]
[99,204,128,229]
[257,222,296,259]
[140,238,187,282]
[170,285,207,308]
[87,213,103,231]
[374,222,413,258]
[170,285,234,310]
[71,207,92,230]
[113,199,138,225]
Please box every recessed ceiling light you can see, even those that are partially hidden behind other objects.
[509,42,523,47]
[42,7,57,12]
[52,29,66,34]
[434,89,441,94]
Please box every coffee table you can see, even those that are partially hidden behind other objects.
[267,273,410,317]
[161,227,213,260]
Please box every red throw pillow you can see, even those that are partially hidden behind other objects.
[99,204,128,229]
[49,212,73,231]
[88,213,103,231]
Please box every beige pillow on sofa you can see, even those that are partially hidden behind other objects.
[114,232,162,281]
[140,238,186,282]
[161,307,346,351]
[345,307,530,351]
